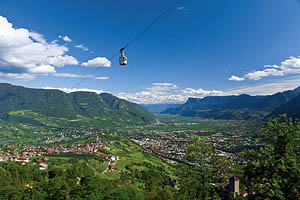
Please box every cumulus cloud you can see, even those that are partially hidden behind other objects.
[75,44,88,51]
[245,68,284,80]
[116,83,224,104]
[95,76,110,80]
[229,75,245,81]
[43,87,104,94]
[0,16,78,81]
[52,73,93,78]
[59,35,72,42]
[81,57,111,67]
[47,55,79,67]
[29,32,46,43]
[230,56,300,81]
[29,65,56,74]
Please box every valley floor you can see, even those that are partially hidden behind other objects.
[0,115,268,199]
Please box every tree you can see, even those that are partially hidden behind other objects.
[186,141,231,178]
[0,186,21,200]
[0,167,12,187]
[186,141,214,170]
[243,115,300,200]
[175,142,226,200]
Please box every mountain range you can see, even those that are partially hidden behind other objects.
[0,83,155,127]
[1,82,299,125]
[269,93,300,120]
[141,104,181,114]
[162,86,300,120]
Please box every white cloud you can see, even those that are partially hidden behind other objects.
[0,16,78,81]
[116,83,224,104]
[59,35,72,42]
[152,83,177,87]
[47,55,79,67]
[29,65,56,74]
[177,6,188,13]
[81,57,111,67]
[0,72,35,81]
[227,78,300,95]
[245,68,284,80]
[230,56,300,81]
[43,87,104,94]
[95,76,110,80]
[75,44,88,51]
[182,88,223,96]
[29,32,46,44]
[229,75,245,81]
[52,73,93,78]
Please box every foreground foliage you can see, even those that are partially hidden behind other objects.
[0,157,224,200]
[243,115,300,199]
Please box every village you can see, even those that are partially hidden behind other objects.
[0,117,263,178]
[127,125,260,166]
[0,128,120,173]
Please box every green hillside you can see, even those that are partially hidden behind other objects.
[269,93,300,119]
[0,83,155,127]
[255,90,300,112]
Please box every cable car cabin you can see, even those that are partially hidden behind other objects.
[120,56,127,65]
[119,47,127,65]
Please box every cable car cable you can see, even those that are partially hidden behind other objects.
[99,0,153,47]
[72,0,184,88]
[55,67,80,88]
[55,0,152,88]
[72,51,120,88]
[125,0,183,49]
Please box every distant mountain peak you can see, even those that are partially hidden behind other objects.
[293,85,300,93]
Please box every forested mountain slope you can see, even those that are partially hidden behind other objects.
[0,83,155,126]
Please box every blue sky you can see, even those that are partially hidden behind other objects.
[1,0,300,104]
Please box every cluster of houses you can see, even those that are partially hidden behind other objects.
[0,135,120,172]
[126,125,259,170]
[0,153,48,170]
[40,129,106,143]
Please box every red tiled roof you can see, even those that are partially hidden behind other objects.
[123,180,132,185]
